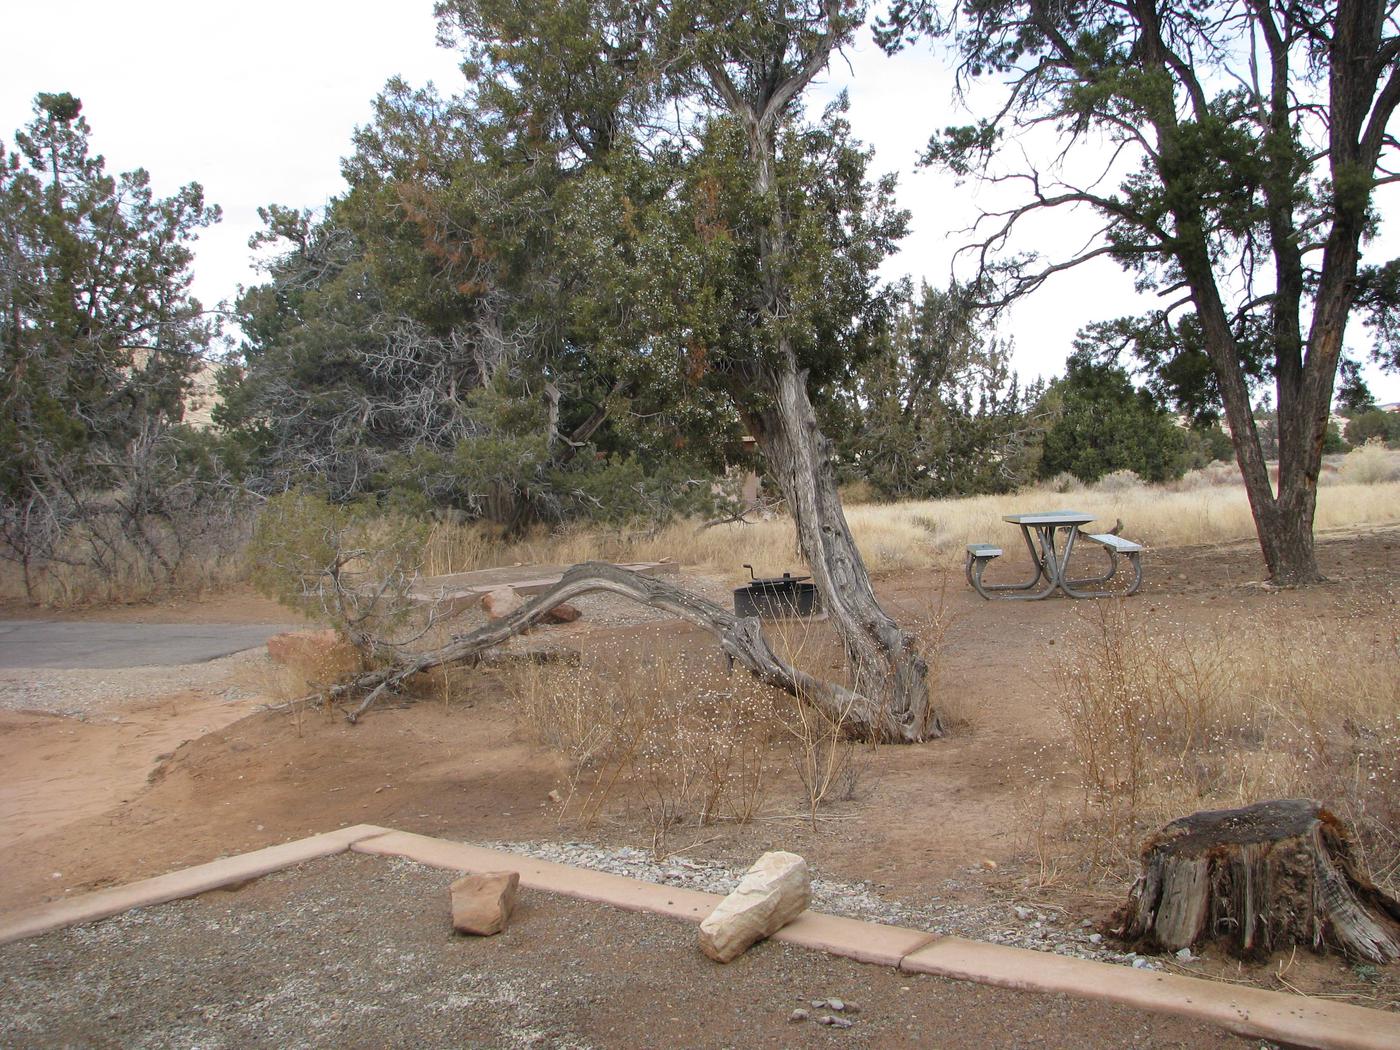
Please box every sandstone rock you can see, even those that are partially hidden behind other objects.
[265,629,360,679]
[481,587,524,619]
[541,602,581,624]
[450,871,520,936]
[698,851,809,963]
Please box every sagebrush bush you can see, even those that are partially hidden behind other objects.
[1339,440,1400,485]
[1092,469,1147,493]
[248,490,429,643]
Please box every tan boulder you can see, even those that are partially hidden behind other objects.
[264,628,360,680]
[450,871,520,936]
[698,851,810,963]
[481,586,524,619]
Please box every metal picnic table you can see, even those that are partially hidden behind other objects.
[964,509,1144,600]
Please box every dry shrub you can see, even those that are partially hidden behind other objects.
[781,694,871,827]
[1052,599,1400,892]
[1047,471,1086,494]
[504,648,783,854]
[1339,440,1400,485]
[1092,469,1146,493]
[0,500,253,606]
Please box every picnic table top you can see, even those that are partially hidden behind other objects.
[1002,510,1096,527]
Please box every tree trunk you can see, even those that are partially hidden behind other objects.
[742,364,940,742]
[336,561,919,740]
[1116,799,1400,963]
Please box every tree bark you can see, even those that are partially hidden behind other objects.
[337,561,920,740]
[1116,799,1400,963]
[742,365,939,741]
[710,21,939,742]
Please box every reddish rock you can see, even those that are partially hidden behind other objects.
[450,871,520,936]
[481,586,524,619]
[541,603,581,624]
[264,629,360,678]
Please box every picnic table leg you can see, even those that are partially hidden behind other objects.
[977,526,1059,600]
[1063,547,1119,590]
[1061,543,1143,598]
[1044,525,1086,597]
[970,526,1049,597]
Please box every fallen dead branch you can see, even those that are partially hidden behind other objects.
[328,560,931,742]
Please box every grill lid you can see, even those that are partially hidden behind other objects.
[741,564,812,587]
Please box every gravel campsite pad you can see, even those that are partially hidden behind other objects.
[0,854,1242,1049]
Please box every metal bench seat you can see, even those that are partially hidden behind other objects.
[1061,530,1144,596]
[1079,532,1144,553]
[966,543,1003,558]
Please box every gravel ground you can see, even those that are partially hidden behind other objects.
[484,841,1165,970]
[0,648,267,718]
[0,853,1244,1049]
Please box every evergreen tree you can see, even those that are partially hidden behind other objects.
[832,282,1040,498]
[1038,352,1186,484]
[0,93,219,502]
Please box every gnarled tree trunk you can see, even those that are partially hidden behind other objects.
[743,363,939,742]
[1117,799,1400,963]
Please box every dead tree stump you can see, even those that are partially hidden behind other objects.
[1116,799,1400,963]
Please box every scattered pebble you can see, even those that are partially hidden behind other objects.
[788,1008,809,1023]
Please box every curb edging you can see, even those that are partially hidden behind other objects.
[3,826,1397,1050]
[0,825,391,946]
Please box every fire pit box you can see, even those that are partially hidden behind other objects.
[732,567,822,619]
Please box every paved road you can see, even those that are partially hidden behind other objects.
[0,621,302,670]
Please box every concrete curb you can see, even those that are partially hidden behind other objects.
[355,830,1400,1050]
[352,830,721,922]
[5,826,1398,1050]
[900,937,1392,1050]
[0,824,391,946]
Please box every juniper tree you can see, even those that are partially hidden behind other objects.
[878,0,1400,584]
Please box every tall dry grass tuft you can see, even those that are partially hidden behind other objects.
[503,648,784,854]
[1051,598,1400,892]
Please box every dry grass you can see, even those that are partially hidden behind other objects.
[1048,596,1400,894]
[503,646,786,854]
[496,605,941,851]
[0,528,249,606]
[420,466,1400,582]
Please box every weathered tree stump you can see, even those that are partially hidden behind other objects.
[1116,799,1400,963]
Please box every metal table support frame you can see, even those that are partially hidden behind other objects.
[966,511,1142,601]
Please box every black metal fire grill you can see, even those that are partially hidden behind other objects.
[733,564,822,619]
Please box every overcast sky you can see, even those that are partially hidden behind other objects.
[5,0,1397,401]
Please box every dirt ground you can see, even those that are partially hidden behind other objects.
[0,852,1244,1049]
[1,525,1397,1021]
